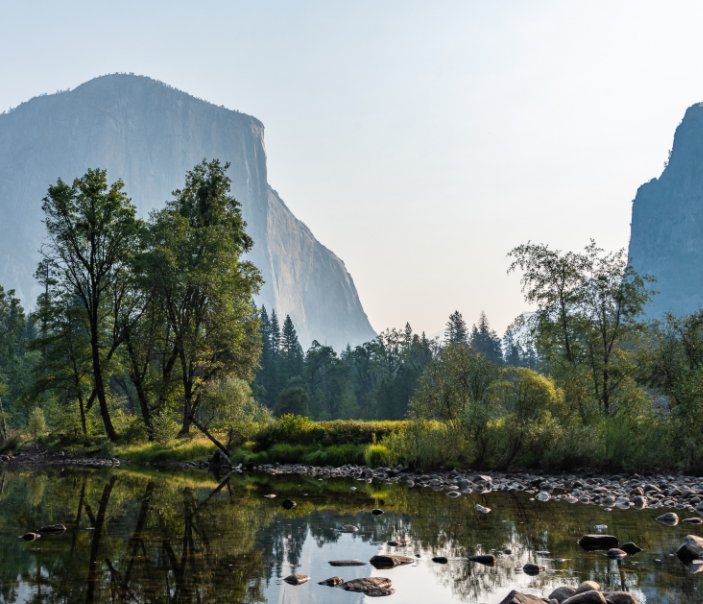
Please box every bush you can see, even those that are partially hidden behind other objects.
[364,444,393,467]
[151,412,179,444]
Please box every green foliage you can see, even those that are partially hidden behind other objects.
[364,443,393,467]
[27,407,47,439]
[151,412,179,444]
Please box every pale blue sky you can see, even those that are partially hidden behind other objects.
[2,1,702,336]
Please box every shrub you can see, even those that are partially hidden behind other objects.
[364,444,393,467]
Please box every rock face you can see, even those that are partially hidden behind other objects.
[629,103,703,318]
[0,74,375,350]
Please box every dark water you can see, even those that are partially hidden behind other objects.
[0,468,700,603]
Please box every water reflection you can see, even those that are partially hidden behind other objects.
[0,468,699,603]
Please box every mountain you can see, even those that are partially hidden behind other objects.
[0,74,375,350]
[628,103,703,319]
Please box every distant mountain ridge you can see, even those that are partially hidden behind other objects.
[0,74,376,349]
[628,103,703,319]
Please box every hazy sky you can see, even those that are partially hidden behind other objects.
[2,1,702,337]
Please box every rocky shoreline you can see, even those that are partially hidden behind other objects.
[253,463,703,515]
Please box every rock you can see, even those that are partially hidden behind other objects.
[575,581,600,594]
[37,524,67,534]
[342,577,394,596]
[318,576,345,586]
[676,534,703,561]
[369,554,414,569]
[631,495,647,509]
[606,548,627,559]
[19,532,40,541]
[329,559,366,566]
[656,512,679,525]
[263,493,277,499]
[281,499,296,510]
[562,592,607,604]
[497,590,550,604]
[337,524,359,533]
[602,592,638,604]
[283,574,309,585]
[682,517,703,524]
[522,563,545,575]
[620,542,642,555]
[536,491,551,502]
[432,556,448,564]
[578,535,619,551]
[387,539,408,547]
[371,508,384,515]
[468,554,496,566]
[548,586,576,602]
[474,504,491,514]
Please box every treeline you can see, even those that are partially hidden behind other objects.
[251,306,534,420]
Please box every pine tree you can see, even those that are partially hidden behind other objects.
[444,310,468,345]
[280,314,304,386]
[469,311,503,364]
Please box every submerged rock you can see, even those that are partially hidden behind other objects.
[283,574,309,585]
[432,556,448,564]
[620,542,642,555]
[20,532,40,541]
[522,563,544,575]
[329,559,366,566]
[474,504,491,514]
[38,524,66,534]
[371,508,384,515]
[281,499,296,510]
[656,512,679,525]
[337,524,359,533]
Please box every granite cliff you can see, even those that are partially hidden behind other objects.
[0,74,375,349]
[629,103,703,319]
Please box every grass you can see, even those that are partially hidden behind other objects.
[115,434,216,463]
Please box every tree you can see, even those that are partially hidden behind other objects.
[470,311,503,364]
[145,160,262,437]
[508,240,653,415]
[444,310,468,345]
[40,169,142,441]
[279,315,304,386]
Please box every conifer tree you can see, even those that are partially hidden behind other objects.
[445,310,468,345]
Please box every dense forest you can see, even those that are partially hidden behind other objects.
[2,161,703,472]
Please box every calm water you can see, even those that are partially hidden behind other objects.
[0,467,700,603]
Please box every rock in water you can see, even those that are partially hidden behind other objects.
[602,593,639,604]
[620,542,642,555]
[578,535,619,551]
[522,563,544,575]
[0,74,376,350]
[432,556,448,564]
[561,592,607,603]
[548,586,576,602]
[329,560,366,566]
[497,590,551,604]
[369,554,414,569]
[468,554,496,566]
[342,577,394,596]
[474,504,491,514]
[318,576,344,586]
[281,499,296,510]
[38,524,67,534]
[20,532,41,541]
[656,512,680,526]
[283,574,309,585]
[628,102,703,320]
[606,548,627,559]
[676,534,703,561]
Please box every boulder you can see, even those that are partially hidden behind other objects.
[432,556,448,564]
[606,548,627,559]
[343,577,394,596]
[20,532,40,541]
[329,559,366,566]
[548,586,576,602]
[497,590,549,604]
[562,592,606,604]
[575,581,601,594]
[281,499,296,510]
[578,535,618,551]
[371,508,384,515]
[369,554,415,569]
[283,574,309,585]
[676,534,703,562]
[602,592,638,604]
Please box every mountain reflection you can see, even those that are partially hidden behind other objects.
[0,468,699,603]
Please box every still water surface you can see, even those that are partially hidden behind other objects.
[0,468,700,603]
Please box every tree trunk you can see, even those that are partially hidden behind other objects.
[190,416,233,467]
[90,311,118,442]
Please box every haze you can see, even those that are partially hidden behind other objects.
[3,0,702,337]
